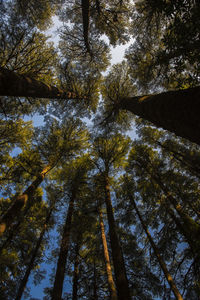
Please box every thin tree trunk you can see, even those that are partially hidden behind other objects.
[81,0,92,55]
[15,205,54,300]
[120,86,200,146]
[130,195,183,300]
[98,206,118,300]
[51,190,76,300]
[0,68,83,99]
[0,166,50,236]
[72,241,80,300]
[104,175,131,300]
[95,0,101,15]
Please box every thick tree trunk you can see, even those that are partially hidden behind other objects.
[98,206,118,300]
[104,175,131,300]
[0,166,49,236]
[0,68,82,99]
[51,191,76,300]
[130,195,183,300]
[15,206,54,300]
[120,86,200,146]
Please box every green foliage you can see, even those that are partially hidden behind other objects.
[14,0,61,30]
[100,61,137,129]
[0,2,57,82]
[91,131,131,174]
[126,0,200,91]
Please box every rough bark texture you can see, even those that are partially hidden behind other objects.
[0,166,49,236]
[120,86,200,146]
[98,207,118,300]
[15,206,54,300]
[130,195,183,300]
[81,0,92,55]
[0,68,82,99]
[51,190,76,300]
[104,175,131,300]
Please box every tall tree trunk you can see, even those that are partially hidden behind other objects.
[130,195,183,300]
[72,241,80,300]
[15,205,54,300]
[51,190,76,300]
[81,0,92,56]
[72,232,82,300]
[0,166,50,236]
[0,68,82,99]
[104,175,131,300]
[98,206,118,300]
[120,86,200,146]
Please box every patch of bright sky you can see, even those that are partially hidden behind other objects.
[24,114,44,127]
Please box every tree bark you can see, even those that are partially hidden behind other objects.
[98,206,118,300]
[130,195,183,300]
[15,206,54,300]
[51,190,76,300]
[72,241,80,300]
[0,68,82,99]
[104,175,131,300]
[81,0,92,55]
[0,166,49,236]
[120,86,200,146]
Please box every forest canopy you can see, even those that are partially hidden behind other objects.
[0,0,200,299]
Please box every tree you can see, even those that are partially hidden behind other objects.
[91,132,131,300]
[124,176,183,300]
[127,0,200,90]
[14,0,61,30]
[0,192,48,300]
[98,202,117,300]
[15,196,55,300]
[102,63,200,146]
[0,68,84,100]
[0,117,88,235]
[59,0,132,55]
[126,142,200,296]
[52,155,91,299]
